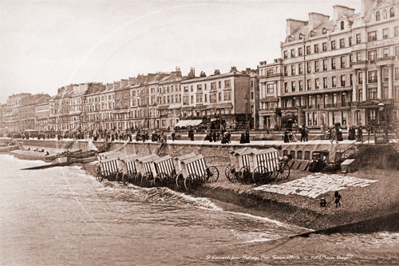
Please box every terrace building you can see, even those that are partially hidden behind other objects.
[279,0,399,129]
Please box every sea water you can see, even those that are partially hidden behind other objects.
[1,154,398,265]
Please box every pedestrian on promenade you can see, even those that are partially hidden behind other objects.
[245,129,250,143]
[283,131,289,143]
[330,127,338,144]
[357,126,363,142]
[333,191,342,208]
[240,131,246,144]
[171,131,176,141]
[292,130,297,142]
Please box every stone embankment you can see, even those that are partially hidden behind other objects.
[2,138,398,233]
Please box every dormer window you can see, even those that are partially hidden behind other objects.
[288,36,293,42]
[310,31,316,37]
[322,28,327,34]
[299,33,304,40]
[390,7,395,18]
[340,21,345,30]
[376,11,380,21]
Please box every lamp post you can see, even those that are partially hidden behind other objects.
[378,102,388,143]
[244,94,249,131]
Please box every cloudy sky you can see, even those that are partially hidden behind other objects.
[0,0,360,104]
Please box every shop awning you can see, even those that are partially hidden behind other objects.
[175,119,203,127]
[194,104,207,110]
[181,106,194,110]
[157,105,170,110]
[168,104,182,109]
[186,120,203,126]
[174,120,191,127]
[282,86,352,97]
[205,103,234,110]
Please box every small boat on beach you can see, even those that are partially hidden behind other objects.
[44,149,82,162]
[0,145,19,152]
[67,150,98,160]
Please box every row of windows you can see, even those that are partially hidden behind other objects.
[281,93,349,110]
[284,27,399,59]
[183,80,231,93]
[284,56,351,76]
[375,7,395,21]
[284,74,353,93]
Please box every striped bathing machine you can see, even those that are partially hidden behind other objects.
[135,154,160,175]
[118,154,139,175]
[97,157,120,177]
[251,148,279,173]
[225,148,257,184]
[152,155,175,177]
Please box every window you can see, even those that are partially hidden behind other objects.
[267,84,274,93]
[368,70,377,83]
[291,65,296,75]
[251,91,254,99]
[284,66,288,76]
[310,30,316,37]
[340,56,346,68]
[322,42,327,51]
[314,44,319,53]
[314,61,319,72]
[323,60,327,71]
[197,84,202,91]
[331,58,336,69]
[368,50,377,60]
[299,80,303,91]
[307,62,311,73]
[331,40,336,50]
[299,33,304,40]
[211,82,216,91]
[340,38,345,48]
[210,94,216,103]
[358,72,363,84]
[284,82,288,93]
[291,49,295,57]
[358,89,363,101]
[368,31,377,41]
[383,48,389,57]
[356,52,362,61]
[391,7,395,18]
[191,86,193,92]
[383,68,389,82]
[356,33,361,44]
[349,37,352,46]
[396,26,399,37]
[284,50,288,58]
[204,94,207,103]
[323,77,328,88]
[298,63,303,74]
[376,11,380,21]
[341,75,346,86]
[291,81,296,92]
[396,46,399,57]
[191,95,194,104]
[307,79,311,90]
[224,92,231,101]
[340,21,345,30]
[383,28,389,39]
[218,92,222,101]
[332,76,337,87]
[224,80,231,88]
[184,86,189,92]
[315,78,320,89]
[369,88,377,99]
[350,74,353,86]
[395,67,399,80]
[288,36,293,42]
[298,47,303,56]
[306,45,311,54]
[218,81,221,88]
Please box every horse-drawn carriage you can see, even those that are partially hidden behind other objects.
[225,148,291,185]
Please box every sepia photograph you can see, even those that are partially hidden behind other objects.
[1,0,399,265]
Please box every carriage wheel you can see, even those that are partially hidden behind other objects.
[252,166,269,186]
[175,173,185,188]
[271,165,280,180]
[205,166,219,183]
[141,172,152,187]
[225,164,236,183]
[95,175,103,183]
[94,163,102,176]
[239,166,252,184]
[155,173,168,188]
[278,163,290,180]
[184,173,199,191]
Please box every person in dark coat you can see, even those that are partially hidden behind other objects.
[333,191,342,208]
[240,132,246,144]
[357,126,363,142]
[245,130,250,143]
[283,131,289,143]
[213,130,217,142]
